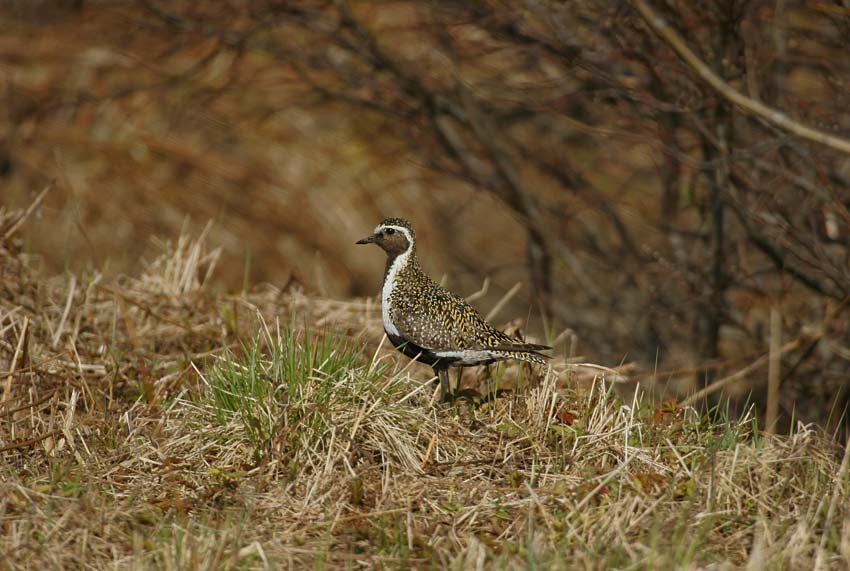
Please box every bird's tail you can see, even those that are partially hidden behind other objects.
[492,342,551,352]
[491,342,551,366]
[514,351,550,366]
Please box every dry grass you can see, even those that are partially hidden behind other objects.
[1,206,849,570]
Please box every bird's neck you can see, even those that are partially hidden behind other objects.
[383,244,420,285]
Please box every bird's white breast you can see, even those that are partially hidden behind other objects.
[381,247,411,338]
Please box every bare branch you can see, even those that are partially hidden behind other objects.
[630,0,850,156]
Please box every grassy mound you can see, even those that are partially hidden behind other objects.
[1,209,848,569]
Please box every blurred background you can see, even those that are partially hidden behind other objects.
[2,1,849,434]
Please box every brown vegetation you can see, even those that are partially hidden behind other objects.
[2,200,850,569]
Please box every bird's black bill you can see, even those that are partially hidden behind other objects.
[356,234,375,245]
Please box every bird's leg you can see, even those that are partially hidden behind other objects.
[455,367,464,395]
[484,364,496,401]
[435,367,451,403]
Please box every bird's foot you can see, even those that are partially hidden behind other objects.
[439,389,482,405]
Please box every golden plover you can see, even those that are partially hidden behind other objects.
[357,217,550,402]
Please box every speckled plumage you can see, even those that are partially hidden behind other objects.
[388,247,548,365]
[357,217,550,401]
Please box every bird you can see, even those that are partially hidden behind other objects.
[356,217,551,403]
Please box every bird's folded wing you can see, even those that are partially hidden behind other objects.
[393,309,552,357]
[392,309,460,353]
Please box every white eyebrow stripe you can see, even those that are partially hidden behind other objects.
[375,225,413,244]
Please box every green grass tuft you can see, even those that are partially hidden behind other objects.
[201,317,390,457]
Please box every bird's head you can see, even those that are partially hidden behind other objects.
[356,217,415,257]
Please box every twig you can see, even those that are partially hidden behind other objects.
[680,337,801,407]
[766,307,781,433]
[0,429,60,454]
[52,274,77,349]
[464,277,490,302]
[2,317,29,404]
[485,282,522,322]
[1,183,53,241]
[421,433,437,469]
[1,390,59,419]
[97,284,198,334]
[630,0,850,156]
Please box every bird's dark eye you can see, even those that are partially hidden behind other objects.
[385,228,396,235]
